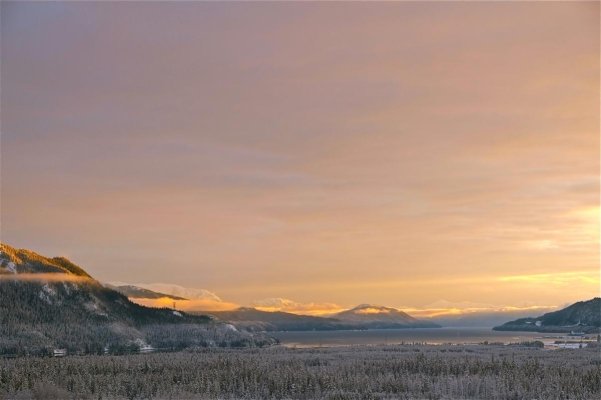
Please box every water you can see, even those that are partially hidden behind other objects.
[270,327,556,347]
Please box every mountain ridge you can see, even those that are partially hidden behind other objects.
[203,304,439,331]
[1,245,92,278]
[493,298,601,333]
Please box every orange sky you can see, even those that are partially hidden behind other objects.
[1,1,599,313]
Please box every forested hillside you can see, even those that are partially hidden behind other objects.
[494,298,601,333]
[0,243,275,356]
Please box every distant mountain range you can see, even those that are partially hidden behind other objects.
[7,242,595,353]
[203,304,439,331]
[0,243,274,356]
[117,284,575,329]
[94,282,600,334]
[119,285,563,329]
[493,298,601,333]
[202,308,358,331]
[112,285,440,331]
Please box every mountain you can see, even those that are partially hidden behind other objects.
[204,308,360,332]
[0,246,92,278]
[334,304,440,328]
[335,304,416,323]
[0,243,275,356]
[204,305,440,331]
[493,298,601,333]
[106,284,188,300]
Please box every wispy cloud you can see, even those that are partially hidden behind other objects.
[0,273,92,282]
[403,304,559,319]
[498,271,599,285]
[252,298,344,316]
[129,297,238,312]
[1,1,597,308]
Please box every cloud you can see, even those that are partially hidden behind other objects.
[129,297,238,312]
[1,1,598,309]
[354,307,391,315]
[0,273,92,282]
[252,298,344,316]
[401,301,559,319]
[250,298,561,319]
[498,271,599,286]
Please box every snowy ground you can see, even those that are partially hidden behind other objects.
[1,344,599,399]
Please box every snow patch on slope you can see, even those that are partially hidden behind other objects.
[85,296,109,317]
[6,262,16,274]
[39,284,57,304]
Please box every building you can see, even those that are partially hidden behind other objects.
[53,349,67,357]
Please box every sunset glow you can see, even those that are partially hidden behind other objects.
[1,1,598,314]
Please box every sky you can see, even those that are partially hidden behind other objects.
[1,1,599,316]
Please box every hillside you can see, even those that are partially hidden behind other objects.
[493,298,601,333]
[0,243,275,356]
